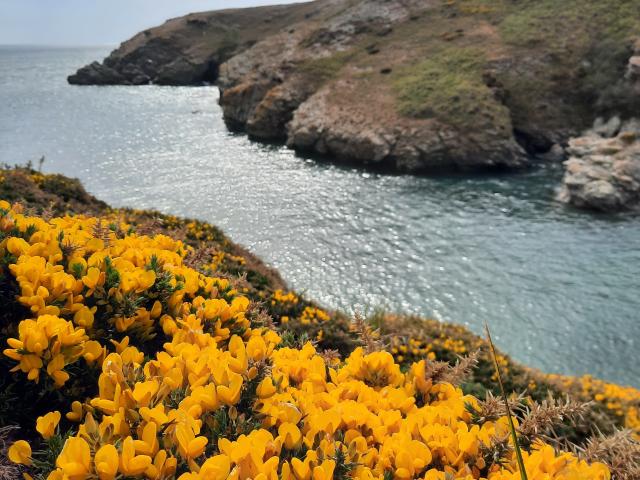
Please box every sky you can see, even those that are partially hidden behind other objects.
[0,0,304,46]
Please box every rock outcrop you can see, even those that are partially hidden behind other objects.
[284,83,526,171]
[559,119,640,212]
[68,61,126,85]
[68,3,322,86]
[69,0,640,174]
[215,0,532,172]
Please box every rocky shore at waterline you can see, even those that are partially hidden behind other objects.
[556,40,640,212]
[559,118,640,212]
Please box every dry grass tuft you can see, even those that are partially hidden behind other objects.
[135,217,165,237]
[319,348,341,366]
[40,201,56,222]
[580,430,640,480]
[251,305,275,329]
[472,390,525,423]
[425,350,480,387]
[183,246,217,269]
[92,221,114,247]
[350,312,384,353]
[59,238,80,259]
[518,395,590,446]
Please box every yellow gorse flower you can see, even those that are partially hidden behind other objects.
[94,444,118,480]
[55,436,91,479]
[36,411,61,439]
[8,440,32,466]
[0,202,613,480]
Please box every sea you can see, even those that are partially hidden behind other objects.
[1,45,638,386]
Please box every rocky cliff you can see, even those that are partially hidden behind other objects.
[68,3,323,85]
[558,42,640,212]
[558,118,640,212]
[69,0,640,175]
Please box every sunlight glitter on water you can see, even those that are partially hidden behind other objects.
[1,46,638,386]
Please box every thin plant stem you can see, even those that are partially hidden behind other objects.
[485,322,529,480]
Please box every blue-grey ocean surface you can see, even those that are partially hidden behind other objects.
[1,46,638,386]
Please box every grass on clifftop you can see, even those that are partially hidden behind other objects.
[377,0,640,136]
[495,0,640,48]
[459,0,640,119]
[298,49,357,86]
[391,47,511,132]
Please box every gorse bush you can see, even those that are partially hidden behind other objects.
[0,200,613,480]
[0,168,638,479]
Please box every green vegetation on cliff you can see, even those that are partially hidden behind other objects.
[392,47,511,131]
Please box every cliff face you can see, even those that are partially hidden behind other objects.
[68,2,324,86]
[558,118,640,212]
[557,43,640,212]
[69,0,640,174]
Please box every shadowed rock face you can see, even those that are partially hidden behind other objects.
[68,2,325,86]
[68,0,640,174]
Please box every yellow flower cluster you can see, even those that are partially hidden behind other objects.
[0,201,242,387]
[268,290,330,328]
[0,202,613,479]
[4,314,97,386]
[548,374,640,436]
[40,325,280,480]
[183,220,220,243]
[271,290,299,307]
[390,334,467,365]
[299,306,330,325]
[19,341,610,480]
[206,251,246,273]
[374,318,640,440]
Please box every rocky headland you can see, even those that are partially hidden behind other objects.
[69,0,640,208]
[68,3,322,86]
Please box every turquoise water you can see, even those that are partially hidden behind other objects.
[1,46,638,387]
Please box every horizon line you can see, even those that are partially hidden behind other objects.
[0,43,116,49]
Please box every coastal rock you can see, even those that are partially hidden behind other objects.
[286,84,527,172]
[217,27,317,138]
[627,55,640,81]
[625,38,640,81]
[220,80,275,132]
[247,79,316,140]
[592,116,622,138]
[559,119,640,211]
[217,0,532,172]
[68,4,322,85]
[538,143,566,162]
[67,61,126,85]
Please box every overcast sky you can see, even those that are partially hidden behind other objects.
[0,0,304,46]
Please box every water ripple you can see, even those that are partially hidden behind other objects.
[1,46,639,386]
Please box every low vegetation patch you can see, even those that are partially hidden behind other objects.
[297,50,357,86]
[391,47,511,132]
[496,0,640,48]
